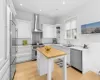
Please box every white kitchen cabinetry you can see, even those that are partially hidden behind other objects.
[42,24,56,38]
[1,67,10,80]
[17,19,32,38]
[37,50,54,76]
[16,45,33,63]
[0,0,15,80]
[0,59,10,80]
[0,0,12,72]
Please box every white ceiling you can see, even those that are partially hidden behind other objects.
[13,0,89,17]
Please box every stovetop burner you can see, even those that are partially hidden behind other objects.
[32,43,44,45]
[32,43,44,49]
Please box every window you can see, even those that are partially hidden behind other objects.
[65,18,77,39]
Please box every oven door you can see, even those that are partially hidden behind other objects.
[32,48,37,60]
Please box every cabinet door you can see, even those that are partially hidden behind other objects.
[0,60,10,80]
[43,24,55,38]
[37,51,54,76]
[17,20,32,38]
[1,67,10,80]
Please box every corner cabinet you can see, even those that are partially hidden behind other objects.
[42,24,56,38]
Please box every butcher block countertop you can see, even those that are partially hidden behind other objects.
[37,47,66,59]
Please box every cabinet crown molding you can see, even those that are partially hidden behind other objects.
[7,0,16,16]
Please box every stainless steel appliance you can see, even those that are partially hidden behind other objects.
[32,14,43,60]
[52,38,57,44]
[32,43,44,60]
[10,13,17,80]
[33,14,42,32]
[70,49,82,72]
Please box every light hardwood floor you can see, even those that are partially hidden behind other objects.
[14,61,82,80]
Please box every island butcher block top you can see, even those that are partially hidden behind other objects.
[37,46,66,58]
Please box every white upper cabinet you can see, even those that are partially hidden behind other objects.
[42,24,56,38]
[17,20,32,38]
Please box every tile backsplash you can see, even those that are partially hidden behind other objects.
[17,38,32,45]
[42,38,53,44]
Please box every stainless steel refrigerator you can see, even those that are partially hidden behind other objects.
[10,13,17,80]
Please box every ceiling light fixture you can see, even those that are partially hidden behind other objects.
[56,9,59,11]
[40,10,42,11]
[20,4,23,6]
[63,0,66,4]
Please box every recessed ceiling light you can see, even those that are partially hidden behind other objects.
[20,4,23,6]
[56,9,59,11]
[63,1,66,4]
[40,10,42,11]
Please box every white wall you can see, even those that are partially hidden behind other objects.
[40,15,55,25]
[88,43,100,73]
[0,0,6,60]
[56,0,100,73]
[56,0,100,45]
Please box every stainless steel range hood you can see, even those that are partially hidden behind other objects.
[33,14,42,32]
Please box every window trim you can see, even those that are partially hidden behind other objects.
[64,17,77,39]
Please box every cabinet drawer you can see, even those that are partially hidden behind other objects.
[18,46,32,53]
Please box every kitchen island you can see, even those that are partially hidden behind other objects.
[37,46,67,80]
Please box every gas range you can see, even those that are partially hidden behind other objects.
[32,43,44,49]
[32,43,44,60]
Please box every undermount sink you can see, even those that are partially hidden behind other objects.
[63,44,73,47]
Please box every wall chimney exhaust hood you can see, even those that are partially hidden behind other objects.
[33,14,42,32]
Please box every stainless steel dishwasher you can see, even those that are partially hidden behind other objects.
[70,48,82,71]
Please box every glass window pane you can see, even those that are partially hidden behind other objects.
[66,22,71,30]
[72,29,77,39]
[66,30,71,38]
[71,20,76,29]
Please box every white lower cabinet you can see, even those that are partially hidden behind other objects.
[16,45,33,63]
[37,51,54,76]
[65,47,70,65]
[0,59,10,80]
[2,67,10,80]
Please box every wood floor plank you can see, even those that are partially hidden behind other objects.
[14,61,82,80]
